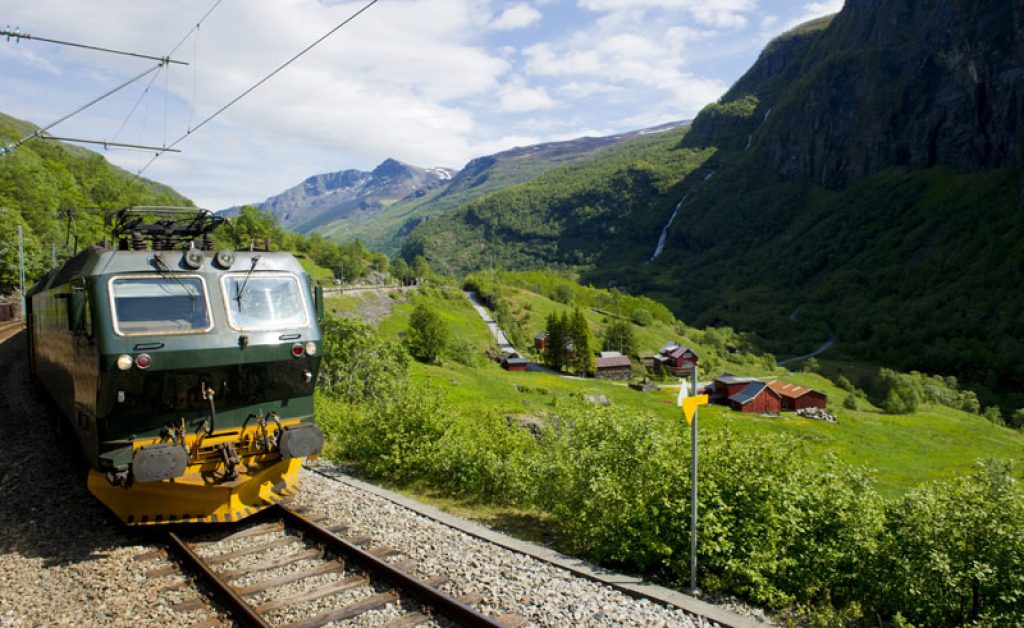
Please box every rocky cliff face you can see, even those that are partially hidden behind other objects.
[691,0,1024,189]
[225,158,456,233]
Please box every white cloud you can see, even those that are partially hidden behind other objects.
[784,0,844,30]
[0,0,510,207]
[498,77,559,112]
[578,0,757,29]
[489,3,543,30]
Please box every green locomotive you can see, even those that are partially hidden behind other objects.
[28,208,324,525]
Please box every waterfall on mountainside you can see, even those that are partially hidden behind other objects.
[648,195,687,262]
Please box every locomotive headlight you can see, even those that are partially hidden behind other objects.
[304,342,317,356]
[116,354,133,371]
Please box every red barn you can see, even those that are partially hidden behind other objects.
[710,374,763,402]
[502,354,529,372]
[534,332,548,351]
[768,380,828,411]
[727,381,782,413]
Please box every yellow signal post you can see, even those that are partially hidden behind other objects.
[677,367,709,594]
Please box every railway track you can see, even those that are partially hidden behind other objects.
[138,504,525,627]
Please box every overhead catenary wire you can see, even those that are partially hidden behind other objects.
[120,0,382,191]
[6,62,165,153]
[0,27,188,65]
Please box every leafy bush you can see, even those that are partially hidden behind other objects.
[869,461,1024,626]
[318,314,409,402]
[631,308,653,326]
[406,303,448,363]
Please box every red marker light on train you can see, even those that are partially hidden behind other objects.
[291,343,304,358]
[135,353,152,369]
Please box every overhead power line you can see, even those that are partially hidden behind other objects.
[5,62,165,154]
[1,27,188,65]
[122,0,382,189]
[38,136,182,153]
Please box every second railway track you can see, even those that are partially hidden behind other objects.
[137,504,525,627]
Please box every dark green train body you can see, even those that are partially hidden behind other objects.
[28,230,326,525]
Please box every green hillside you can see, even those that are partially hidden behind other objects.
[0,112,191,291]
[326,126,688,256]
[318,276,1024,622]
[402,126,713,275]
[325,277,1024,496]
[401,3,1024,413]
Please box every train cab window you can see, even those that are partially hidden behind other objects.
[222,273,309,330]
[110,276,212,335]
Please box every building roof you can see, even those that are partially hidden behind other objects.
[599,351,624,358]
[504,357,529,365]
[715,374,762,386]
[534,331,548,340]
[728,382,768,405]
[596,356,632,369]
[767,380,825,399]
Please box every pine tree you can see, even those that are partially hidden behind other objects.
[543,312,565,371]
[570,307,595,376]
[603,319,637,356]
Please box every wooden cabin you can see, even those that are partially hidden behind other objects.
[767,380,827,411]
[594,352,632,381]
[502,354,529,372]
[726,381,782,413]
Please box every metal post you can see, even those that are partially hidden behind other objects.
[17,224,26,321]
[690,363,699,593]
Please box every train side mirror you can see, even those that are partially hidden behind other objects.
[67,289,86,335]
[314,284,324,322]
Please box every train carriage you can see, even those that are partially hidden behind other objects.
[27,208,325,525]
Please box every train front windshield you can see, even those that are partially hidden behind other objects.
[223,274,309,330]
[110,276,212,335]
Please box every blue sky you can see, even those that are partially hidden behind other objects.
[0,0,842,208]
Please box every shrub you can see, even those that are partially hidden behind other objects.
[877,368,921,414]
[318,314,409,403]
[868,461,1024,626]
[843,394,858,410]
[1010,408,1024,430]
[631,308,653,326]
[406,303,448,363]
[802,357,820,373]
[982,406,1004,425]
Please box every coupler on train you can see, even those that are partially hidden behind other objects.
[88,414,323,525]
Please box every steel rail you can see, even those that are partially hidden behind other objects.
[277,504,506,628]
[165,531,272,628]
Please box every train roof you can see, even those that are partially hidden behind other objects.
[29,246,308,295]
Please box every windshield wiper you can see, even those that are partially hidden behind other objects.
[152,254,197,302]
[235,255,261,310]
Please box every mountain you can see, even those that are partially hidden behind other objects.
[316,120,689,255]
[402,0,1024,409]
[223,158,457,234]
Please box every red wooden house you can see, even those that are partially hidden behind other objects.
[653,342,699,376]
[534,332,548,351]
[726,381,782,413]
[767,380,828,411]
[502,354,529,372]
[710,374,763,401]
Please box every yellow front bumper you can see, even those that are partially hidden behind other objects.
[87,456,303,525]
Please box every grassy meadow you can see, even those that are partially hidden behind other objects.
[325,282,1024,498]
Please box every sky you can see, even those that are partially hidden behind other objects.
[0,0,843,209]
